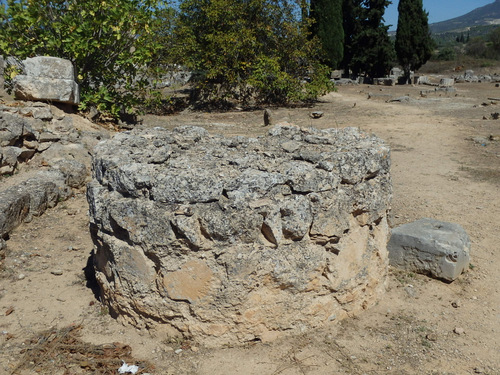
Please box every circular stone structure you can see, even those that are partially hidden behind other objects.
[87,124,392,347]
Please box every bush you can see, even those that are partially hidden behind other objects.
[0,0,167,120]
[434,47,456,61]
[172,0,334,106]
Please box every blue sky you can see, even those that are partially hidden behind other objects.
[385,0,495,30]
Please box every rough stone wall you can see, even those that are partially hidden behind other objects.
[87,124,392,347]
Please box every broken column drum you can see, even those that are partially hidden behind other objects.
[87,124,392,347]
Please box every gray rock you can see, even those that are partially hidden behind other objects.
[88,124,392,347]
[23,56,75,80]
[387,96,411,103]
[440,78,455,87]
[0,170,70,236]
[0,112,35,147]
[51,158,88,188]
[388,218,470,282]
[415,75,430,85]
[12,56,79,104]
[14,76,80,104]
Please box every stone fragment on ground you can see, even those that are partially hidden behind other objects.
[388,218,471,282]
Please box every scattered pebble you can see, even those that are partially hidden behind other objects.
[191,346,199,352]
[454,327,465,335]
[310,111,324,119]
[174,348,183,354]
[18,273,26,280]
[426,333,438,342]
[51,270,63,276]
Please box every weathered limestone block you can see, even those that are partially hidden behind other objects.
[388,218,470,282]
[87,124,392,347]
[13,56,79,104]
[0,112,38,147]
[440,78,455,87]
[14,76,80,104]
[0,171,71,236]
[23,56,75,80]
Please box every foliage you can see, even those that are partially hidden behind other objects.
[395,0,434,82]
[172,0,334,106]
[0,0,167,120]
[309,0,344,68]
[488,27,500,56]
[434,47,456,61]
[465,37,488,58]
[341,0,395,79]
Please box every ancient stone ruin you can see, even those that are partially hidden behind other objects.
[87,124,392,347]
[13,56,80,104]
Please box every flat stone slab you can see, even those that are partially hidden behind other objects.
[388,218,470,282]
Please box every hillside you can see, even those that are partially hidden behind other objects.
[430,0,500,34]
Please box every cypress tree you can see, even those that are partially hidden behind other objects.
[310,0,344,68]
[395,0,434,83]
[342,0,394,79]
[341,0,362,77]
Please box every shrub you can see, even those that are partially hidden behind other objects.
[0,0,167,120]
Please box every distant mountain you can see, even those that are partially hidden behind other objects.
[430,0,500,34]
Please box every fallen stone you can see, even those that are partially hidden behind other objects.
[387,96,411,103]
[310,111,324,118]
[440,78,455,87]
[13,56,79,104]
[0,170,71,236]
[51,158,88,188]
[14,76,80,105]
[23,56,75,80]
[388,218,470,282]
[88,124,392,347]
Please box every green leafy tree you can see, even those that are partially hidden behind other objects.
[309,0,344,68]
[173,0,333,105]
[0,0,166,119]
[395,0,433,83]
[341,0,394,79]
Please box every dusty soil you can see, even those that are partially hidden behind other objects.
[1,76,500,375]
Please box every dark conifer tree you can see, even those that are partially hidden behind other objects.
[310,0,344,68]
[342,0,394,79]
[395,0,434,83]
[341,0,362,77]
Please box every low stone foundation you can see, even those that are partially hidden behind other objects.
[87,124,392,347]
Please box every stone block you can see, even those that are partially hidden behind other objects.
[388,218,470,282]
[440,78,455,87]
[87,124,393,347]
[23,56,75,80]
[415,75,430,85]
[13,75,80,104]
[0,171,70,236]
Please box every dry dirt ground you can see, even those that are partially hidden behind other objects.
[1,77,499,375]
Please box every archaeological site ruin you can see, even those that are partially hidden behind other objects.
[87,124,392,347]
